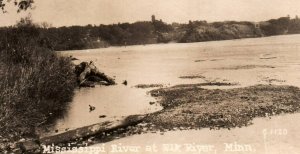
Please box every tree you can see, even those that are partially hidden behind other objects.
[0,0,34,13]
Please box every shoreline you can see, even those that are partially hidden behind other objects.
[31,83,300,153]
[57,33,299,53]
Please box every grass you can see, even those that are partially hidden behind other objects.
[0,23,77,146]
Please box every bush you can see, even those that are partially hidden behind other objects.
[0,22,77,140]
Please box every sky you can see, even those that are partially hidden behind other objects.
[1,0,300,27]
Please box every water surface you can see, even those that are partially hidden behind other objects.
[50,35,300,138]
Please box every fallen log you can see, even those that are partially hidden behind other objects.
[39,115,145,145]
[75,61,115,87]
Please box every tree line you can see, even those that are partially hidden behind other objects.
[1,16,300,52]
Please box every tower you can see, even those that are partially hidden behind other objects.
[151,15,156,23]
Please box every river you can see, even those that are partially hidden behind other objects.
[51,34,300,153]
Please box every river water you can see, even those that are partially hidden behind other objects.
[51,34,300,153]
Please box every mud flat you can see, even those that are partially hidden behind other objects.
[134,84,164,89]
[145,84,300,129]
[179,75,206,79]
[216,65,275,70]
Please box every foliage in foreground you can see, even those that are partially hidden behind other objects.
[0,21,77,140]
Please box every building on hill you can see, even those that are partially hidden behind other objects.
[152,15,156,23]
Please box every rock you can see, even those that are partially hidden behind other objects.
[122,80,128,86]
[9,142,17,149]
[149,102,155,105]
[0,143,6,150]
[99,115,106,118]
[19,141,40,153]
[69,55,79,61]
[89,105,96,112]
[19,138,25,142]
[87,138,93,143]
[12,148,22,154]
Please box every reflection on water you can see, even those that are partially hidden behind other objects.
[52,34,300,137]
[50,85,161,134]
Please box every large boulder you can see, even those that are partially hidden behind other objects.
[75,61,116,87]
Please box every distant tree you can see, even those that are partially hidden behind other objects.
[153,20,173,33]
[129,21,155,44]
[288,16,300,34]
[260,17,291,35]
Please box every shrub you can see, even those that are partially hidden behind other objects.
[0,22,77,140]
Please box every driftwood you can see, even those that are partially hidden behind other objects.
[75,61,115,87]
[39,115,145,145]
